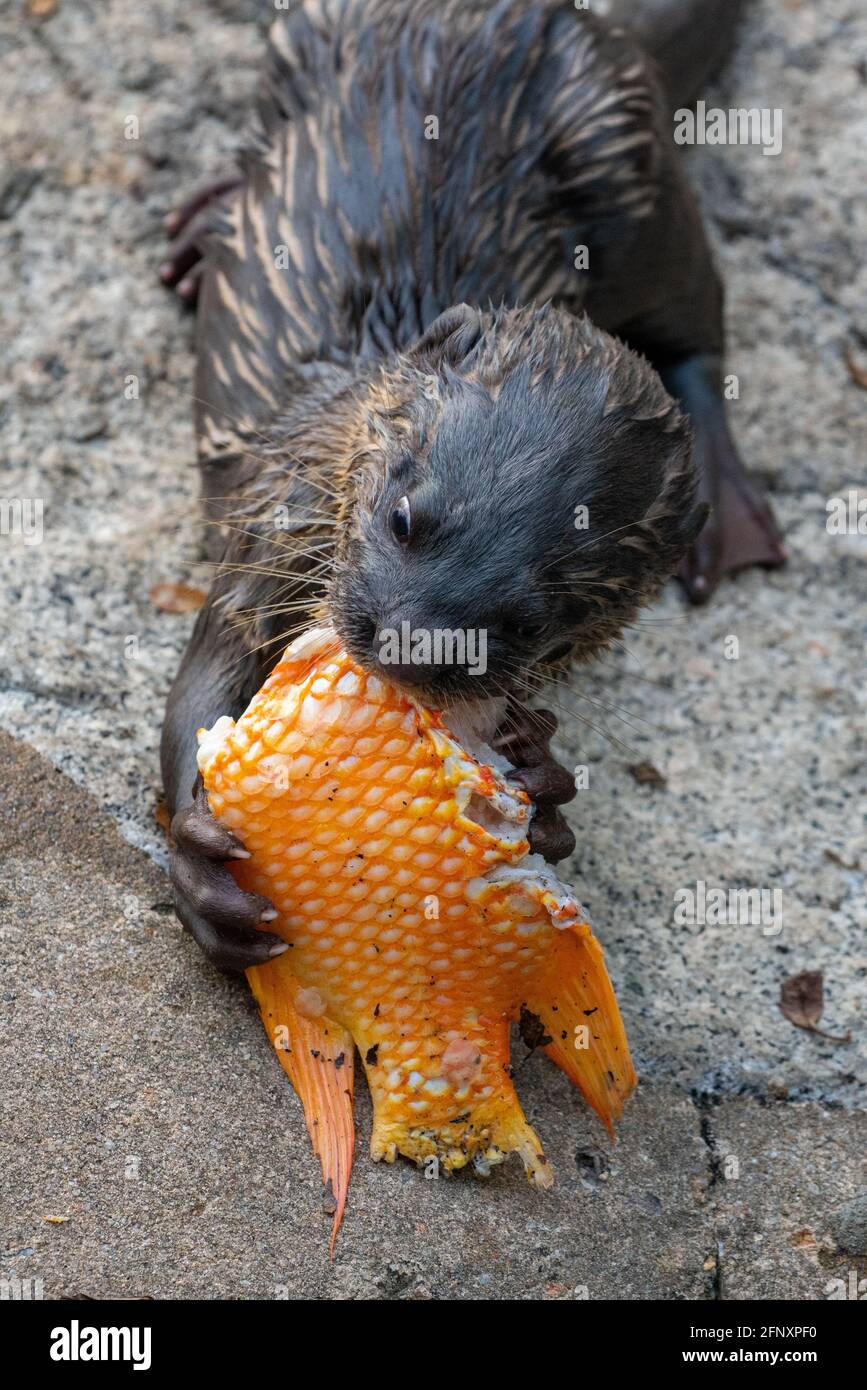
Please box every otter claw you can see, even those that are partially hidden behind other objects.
[169,777,283,971]
[528,807,576,864]
[163,176,242,238]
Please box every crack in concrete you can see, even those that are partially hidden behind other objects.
[693,1093,725,1300]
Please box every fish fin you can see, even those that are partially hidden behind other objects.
[523,922,637,1137]
[365,1017,554,1188]
[247,957,355,1254]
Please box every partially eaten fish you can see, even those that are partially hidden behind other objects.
[197,627,636,1246]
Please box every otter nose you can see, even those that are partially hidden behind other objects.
[373,619,459,688]
[377,657,439,687]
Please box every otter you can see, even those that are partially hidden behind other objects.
[160,0,784,971]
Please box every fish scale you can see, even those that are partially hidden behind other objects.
[198,627,636,1246]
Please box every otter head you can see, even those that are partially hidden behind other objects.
[328,302,705,704]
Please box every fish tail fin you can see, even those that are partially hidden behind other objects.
[523,923,637,1137]
[502,1116,555,1189]
[365,1017,555,1188]
[247,957,355,1254]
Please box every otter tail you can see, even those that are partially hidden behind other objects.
[598,0,749,111]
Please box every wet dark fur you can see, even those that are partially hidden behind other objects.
[162,0,733,808]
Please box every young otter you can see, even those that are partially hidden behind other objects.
[161,0,784,971]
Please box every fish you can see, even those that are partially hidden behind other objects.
[197,626,636,1247]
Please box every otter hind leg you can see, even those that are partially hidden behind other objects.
[659,354,786,605]
[599,0,748,111]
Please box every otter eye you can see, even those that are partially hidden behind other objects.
[390,495,413,545]
[515,618,546,643]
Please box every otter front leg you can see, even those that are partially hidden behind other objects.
[159,175,242,303]
[493,704,577,864]
[161,603,287,971]
[660,354,786,604]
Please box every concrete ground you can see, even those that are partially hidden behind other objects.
[1,0,865,1299]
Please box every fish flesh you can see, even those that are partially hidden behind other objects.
[197,627,635,1246]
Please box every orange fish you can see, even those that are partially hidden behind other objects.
[197,627,635,1247]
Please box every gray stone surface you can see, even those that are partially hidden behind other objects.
[830,1190,867,1257]
[0,0,864,1298]
[707,1098,867,1300]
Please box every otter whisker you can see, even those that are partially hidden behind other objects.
[526,659,666,737]
[230,594,331,622]
[156,486,338,520]
[534,518,648,575]
[205,521,335,554]
[492,665,640,758]
[194,559,331,583]
[497,654,657,748]
[200,502,340,526]
[551,687,662,742]
[154,382,285,454]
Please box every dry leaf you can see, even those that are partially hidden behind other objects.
[779,970,851,1043]
[43,1214,70,1224]
[149,582,206,614]
[788,1229,819,1251]
[844,349,867,390]
[628,761,667,788]
[824,848,858,871]
[154,800,172,836]
[26,0,58,17]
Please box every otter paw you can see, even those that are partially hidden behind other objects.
[169,775,286,971]
[494,702,577,864]
[159,175,242,303]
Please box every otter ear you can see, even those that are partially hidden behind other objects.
[410,304,484,367]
